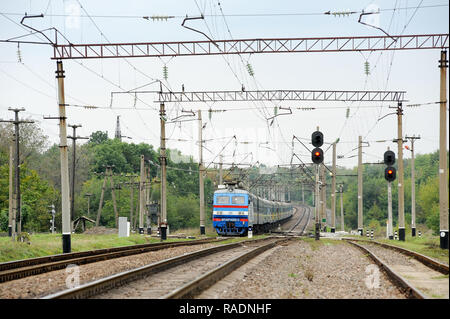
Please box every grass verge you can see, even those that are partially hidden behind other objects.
[0,232,194,263]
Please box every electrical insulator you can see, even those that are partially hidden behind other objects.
[246,63,255,77]
[143,15,175,21]
[17,44,22,63]
[364,61,370,75]
[346,107,350,118]
[325,10,356,16]
[208,108,212,121]
[163,65,168,80]
[274,106,278,116]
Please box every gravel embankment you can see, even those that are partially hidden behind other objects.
[355,241,449,299]
[356,242,416,267]
[200,239,406,299]
[0,243,219,299]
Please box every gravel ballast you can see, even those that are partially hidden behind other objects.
[356,241,449,299]
[200,239,406,299]
[0,243,218,299]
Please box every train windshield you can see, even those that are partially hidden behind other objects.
[232,196,246,204]
[216,196,230,204]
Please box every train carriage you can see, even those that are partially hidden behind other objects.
[213,183,293,236]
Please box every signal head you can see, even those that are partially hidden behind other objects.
[311,131,324,147]
[311,147,324,164]
[383,150,396,166]
[385,166,396,182]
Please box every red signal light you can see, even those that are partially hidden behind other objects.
[388,170,393,174]
[315,151,320,156]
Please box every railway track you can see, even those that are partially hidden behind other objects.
[274,205,312,236]
[346,239,449,299]
[42,236,290,299]
[0,237,223,283]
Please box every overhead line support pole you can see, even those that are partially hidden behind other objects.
[358,136,363,236]
[198,110,205,235]
[0,109,33,239]
[405,135,421,237]
[160,103,168,240]
[67,124,88,232]
[56,60,71,253]
[8,144,13,238]
[397,103,405,241]
[139,155,145,234]
[331,142,336,233]
[339,184,344,232]
[439,50,449,249]
[315,164,320,240]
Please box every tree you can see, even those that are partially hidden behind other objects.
[88,131,109,145]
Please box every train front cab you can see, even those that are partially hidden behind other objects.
[213,192,249,236]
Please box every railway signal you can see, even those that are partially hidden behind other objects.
[312,129,324,240]
[312,131,324,147]
[385,167,397,182]
[311,148,324,164]
[384,149,396,240]
[311,130,324,164]
[383,150,396,166]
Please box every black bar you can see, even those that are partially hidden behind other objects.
[62,233,71,254]
[398,228,405,241]
[440,231,449,249]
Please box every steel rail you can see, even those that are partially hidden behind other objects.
[0,237,221,283]
[342,238,449,274]
[288,205,312,234]
[163,237,291,299]
[347,241,427,299]
[42,237,276,299]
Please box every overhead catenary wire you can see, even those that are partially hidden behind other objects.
[1,4,447,19]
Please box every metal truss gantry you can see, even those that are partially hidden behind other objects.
[52,34,448,59]
[152,89,406,103]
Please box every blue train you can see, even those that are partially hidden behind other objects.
[212,183,293,236]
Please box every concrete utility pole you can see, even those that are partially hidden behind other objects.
[126,175,138,231]
[159,102,168,240]
[405,136,421,237]
[68,124,89,232]
[95,166,119,227]
[320,164,326,231]
[339,184,344,231]
[439,50,448,249]
[146,166,151,234]
[358,136,363,236]
[56,61,71,253]
[0,108,34,237]
[396,103,406,241]
[388,178,394,240]
[331,141,337,233]
[198,110,205,235]
[314,164,320,240]
[8,144,13,238]
[84,193,92,217]
[96,168,108,227]
[50,204,56,234]
[109,171,119,228]
[139,155,145,234]
[302,183,305,204]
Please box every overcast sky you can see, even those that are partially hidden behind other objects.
[0,0,448,170]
